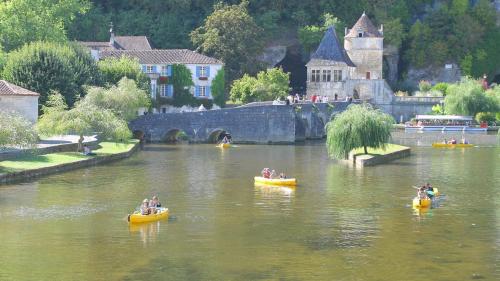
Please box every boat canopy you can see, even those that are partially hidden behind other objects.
[415,115,473,121]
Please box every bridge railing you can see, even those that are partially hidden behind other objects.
[394,96,444,104]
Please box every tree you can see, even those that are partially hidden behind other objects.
[97,57,149,91]
[211,68,225,107]
[191,1,264,83]
[383,18,406,49]
[37,93,131,150]
[80,78,150,122]
[0,0,90,52]
[169,64,196,107]
[444,78,500,117]
[0,111,38,148]
[230,68,290,104]
[2,42,99,107]
[326,104,394,159]
[298,13,346,54]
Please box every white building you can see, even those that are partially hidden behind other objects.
[0,80,40,123]
[306,13,393,102]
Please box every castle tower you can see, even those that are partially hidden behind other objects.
[344,13,384,80]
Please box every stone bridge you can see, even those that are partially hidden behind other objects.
[130,101,352,144]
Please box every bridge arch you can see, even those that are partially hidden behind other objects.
[208,129,230,143]
[162,129,189,143]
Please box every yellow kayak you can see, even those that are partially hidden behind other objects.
[218,143,231,148]
[128,207,169,224]
[432,143,473,148]
[254,176,297,186]
[412,197,431,208]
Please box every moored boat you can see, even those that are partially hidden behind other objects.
[128,207,169,223]
[218,143,231,148]
[254,176,297,186]
[432,143,474,148]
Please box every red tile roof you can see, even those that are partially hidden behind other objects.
[0,80,40,97]
[346,13,383,38]
[99,49,223,65]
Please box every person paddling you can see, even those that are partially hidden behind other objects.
[140,199,150,215]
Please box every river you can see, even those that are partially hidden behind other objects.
[0,143,499,280]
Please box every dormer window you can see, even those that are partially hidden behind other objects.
[358,32,363,38]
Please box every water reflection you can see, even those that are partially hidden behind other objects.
[129,221,162,246]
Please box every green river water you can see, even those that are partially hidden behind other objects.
[0,143,499,280]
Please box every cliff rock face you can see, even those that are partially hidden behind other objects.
[259,46,287,67]
[383,45,399,84]
[404,63,461,89]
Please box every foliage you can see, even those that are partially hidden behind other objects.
[382,18,406,49]
[230,68,290,104]
[0,111,38,148]
[444,78,500,117]
[169,64,196,107]
[211,68,225,107]
[298,13,346,54]
[475,112,496,124]
[418,80,432,92]
[97,57,149,91]
[0,0,90,52]
[190,1,263,83]
[432,83,449,95]
[37,92,131,141]
[431,104,445,115]
[326,104,394,159]
[80,78,150,121]
[1,42,99,107]
[395,91,409,97]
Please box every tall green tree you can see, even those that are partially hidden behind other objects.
[444,78,500,117]
[97,56,149,91]
[80,78,150,121]
[37,93,131,150]
[170,64,196,107]
[0,111,38,148]
[191,1,264,83]
[2,42,99,107]
[0,0,90,52]
[230,68,289,104]
[298,13,346,54]
[211,68,226,107]
[326,104,394,159]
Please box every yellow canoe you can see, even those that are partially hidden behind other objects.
[128,207,169,224]
[218,143,231,148]
[413,197,431,208]
[432,143,473,148]
[254,176,297,186]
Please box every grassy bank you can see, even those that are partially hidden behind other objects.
[0,140,138,174]
[351,144,408,156]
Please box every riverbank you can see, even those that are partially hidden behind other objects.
[0,140,139,184]
[344,144,411,167]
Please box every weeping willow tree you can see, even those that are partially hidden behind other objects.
[37,93,131,151]
[326,104,394,159]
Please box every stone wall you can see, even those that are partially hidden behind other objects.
[0,95,38,122]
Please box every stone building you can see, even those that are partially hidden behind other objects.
[0,80,40,123]
[306,13,393,102]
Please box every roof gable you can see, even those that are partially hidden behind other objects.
[346,13,382,38]
[113,36,152,50]
[0,80,40,97]
[311,26,355,67]
[99,49,223,65]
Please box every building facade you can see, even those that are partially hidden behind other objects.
[0,80,40,123]
[80,32,223,105]
[306,13,393,102]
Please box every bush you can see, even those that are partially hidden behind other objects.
[97,57,150,91]
[432,83,449,95]
[418,80,432,92]
[475,112,496,124]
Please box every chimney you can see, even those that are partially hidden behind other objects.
[379,24,383,36]
[109,22,115,46]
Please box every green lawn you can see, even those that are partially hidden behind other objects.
[0,140,138,174]
[351,143,408,156]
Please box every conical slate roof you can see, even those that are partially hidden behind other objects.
[311,26,355,67]
[346,12,382,38]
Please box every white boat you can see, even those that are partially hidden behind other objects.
[405,115,487,133]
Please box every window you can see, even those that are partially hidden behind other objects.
[161,65,168,76]
[333,70,342,82]
[146,65,154,73]
[159,84,167,97]
[199,86,206,97]
[358,32,363,38]
[311,70,320,82]
[322,70,331,82]
[162,108,166,113]
[199,66,207,77]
